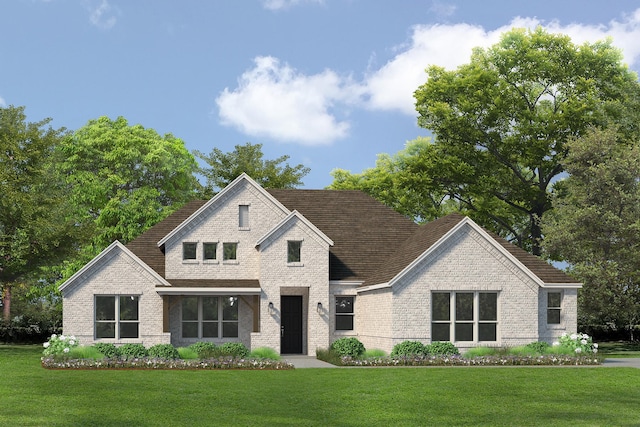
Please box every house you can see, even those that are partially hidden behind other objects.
[59,173,581,355]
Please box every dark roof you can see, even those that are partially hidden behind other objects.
[267,189,420,281]
[126,189,576,287]
[126,200,207,277]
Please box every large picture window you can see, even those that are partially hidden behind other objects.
[431,292,497,342]
[95,295,139,339]
[182,296,238,339]
[335,296,354,331]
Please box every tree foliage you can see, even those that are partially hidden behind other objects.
[413,27,640,254]
[542,127,640,337]
[329,138,457,222]
[0,106,78,320]
[195,142,310,196]
[58,116,200,250]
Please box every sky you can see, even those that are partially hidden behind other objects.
[2,0,640,189]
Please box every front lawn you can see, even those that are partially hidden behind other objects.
[2,345,639,426]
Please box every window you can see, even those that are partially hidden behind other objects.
[239,205,249,228]
[203,242,217,261]
[431,292,497,342]
[95,295,139,339]
[223,242,237,261]
[547,292,562,324]
[287,241,302,263]
[183,242,197,260]
[181,296,238,338]
[335,296,354,331]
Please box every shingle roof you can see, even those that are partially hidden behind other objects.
[126,189,576,287]
[266,189,420,281]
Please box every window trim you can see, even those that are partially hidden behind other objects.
[94,295,140,340]
[431,291,498,343]
[287,240,303,265]
[335,295,355,331]
[547,291,562,325]
[181,296,239,339]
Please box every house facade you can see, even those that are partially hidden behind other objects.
[60,174,581,355]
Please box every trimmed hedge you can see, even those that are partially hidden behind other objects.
[330,337,365,357]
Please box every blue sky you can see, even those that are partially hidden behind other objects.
[2,0,640,189]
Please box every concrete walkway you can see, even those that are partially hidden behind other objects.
[283,355,337,368]
[602,358,640,368]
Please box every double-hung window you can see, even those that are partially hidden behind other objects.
[335,296,355,331]
[431,292,498,342]
[95,295,139,339]
[181,296,238,338]
[547,292,562,324]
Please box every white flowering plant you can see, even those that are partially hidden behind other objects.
[42,334,79,357]
[553,332,598,354]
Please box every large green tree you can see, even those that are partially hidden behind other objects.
[0,106,78,321]
[195,142,310,196]
[542,127,640,338]
[58,116,200,256]
[413,27,640,255]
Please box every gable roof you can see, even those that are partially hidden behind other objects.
[60,240,171,293]
[256,210,334,249]
[157,173,289,247]
[363,213,578,288]
[266,189,420,281]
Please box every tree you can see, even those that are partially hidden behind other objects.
[542,127,640,338]
[0,106,78,321]
[413,27,640,255]
[329,138,457,222]
[57,116,200,251]
[195,142,310,196]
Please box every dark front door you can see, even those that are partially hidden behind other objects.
[281,296,303,354]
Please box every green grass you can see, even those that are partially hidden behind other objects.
[598,341,640,358]
[2,345,639,426]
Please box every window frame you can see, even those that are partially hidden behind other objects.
[431,291,498,343]
[287,240,302,264]
[222,242,238,262]
[203,242,218,262]
[182,242,197,261]
[181,296,239,339]
[239,204,250,230]
[94,295,139,340]
[547,291,562,325]
[335,296,355,331]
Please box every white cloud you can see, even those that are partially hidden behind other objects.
[262,0,324,11]
[87,0,120,30]
[219,9,640,145]
[362,12,640,115]
[216,56,360,145]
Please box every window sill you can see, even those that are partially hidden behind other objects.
[223,260,239,265]
[203,260,219,265]
[287,262,304,267]
[238,227,250,231]
[182,260,199,264]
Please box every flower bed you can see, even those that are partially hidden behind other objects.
[340,354,603,367]
[41,355,294,370]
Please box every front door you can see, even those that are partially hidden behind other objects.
[281,296,303,354]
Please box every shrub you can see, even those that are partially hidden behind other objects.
[250,347,280,360]
[554,333,598,355]
[177,347,199,360]
[119,343,148,359]
[188,342,217,357]
[426,341,459,356]
[525,341,551,354]
[42,334,79,356]
[218,342,249,358]
[148,344,179,359]
[363,348,387,359]
[391,341,427,357]
[67,346,105,360]
[330,337,365,358]
[93,343,121,359]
